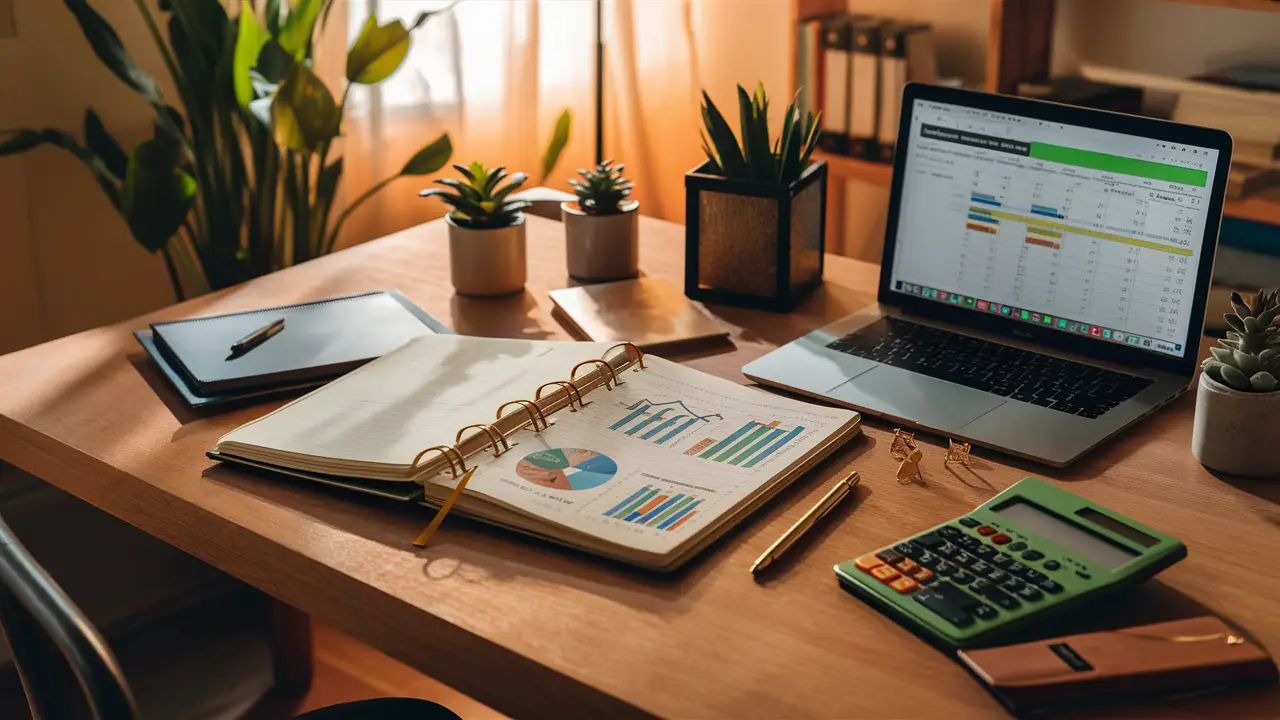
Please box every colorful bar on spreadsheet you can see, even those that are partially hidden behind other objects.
[685,437,716,455]
[638,494,685,525]
[1029,142,1208,187]
[714,421,779,462]
[626,494,668,521]
[967,213,999,223]
[728,427,786,466]
[743,425,806,468]
[1030,205,1065,219]
[609,404,648,430]
[970,193,1001,207]
[1027,226,1062,238]
[667,510,698,532]
[659,500,703,530]
[654,496,696,525]
[1025,236,1061,250]
[968,206,993,215]
[700,422,757,458]
[976,208,1193,256]
[965,223,998,234]
[605,486,650,517]
[616,487,659,518]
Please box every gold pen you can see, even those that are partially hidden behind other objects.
[750,470,860,576]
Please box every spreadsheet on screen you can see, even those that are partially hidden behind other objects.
[889,99,1219,359]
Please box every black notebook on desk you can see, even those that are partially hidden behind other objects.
[135,290,450,408]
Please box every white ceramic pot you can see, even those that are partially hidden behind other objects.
[447,213,526,297]
[562,200,640,281]
[1191,372,1280,477]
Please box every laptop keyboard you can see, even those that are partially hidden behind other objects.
[825,317,1153,419]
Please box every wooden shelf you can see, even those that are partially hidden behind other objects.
[1158,0,1280,12]
[814,152,895,185]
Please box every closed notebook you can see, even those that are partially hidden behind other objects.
[549,277,730,352]
[209,335,861,570]
[150,290,448,395]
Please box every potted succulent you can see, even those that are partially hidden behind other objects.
[685,82,826,312]
[420,163,531,297]
[1192,289,1280,477]
[563,160,639,281]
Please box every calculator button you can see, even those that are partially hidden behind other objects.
[878,549,905,565]
[1001,576,1025,591]
[952,551,978,567]
[889,576,919,594]
[1043,560,1061,571]
[1076,571,1092,580]
[970,578,992,593]
[893,543,918,558]
[913,587,974,628]
[1023,569,1049,584]
[973,604,999,621]
[951,570,975,585]
[938,526,962,539]
[1021,550,1045,562]
[1007,561,1032,577]
[935,543,959,559]
[1038,579,1065,594]
[959,517,982,528]
[991,533,1011,545]
[870,565,901,583]
[894,558,921,574]
[1015,585,1043,602]
[992,553,1016,569]
[855,555,885,572]
[984,590,1021,611]
[970,560,994,576]
[955,536,981,551]
[915,550,939,568]
[934,561,957,577]
[914,533,945,550]
[973,545,998,560]
[910,567,935,584]
[977,526,998,536]
[987,569,1009,584]
[1008,541,1028,552]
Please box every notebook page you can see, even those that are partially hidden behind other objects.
[217,335,613,474]
[430,356,858,554]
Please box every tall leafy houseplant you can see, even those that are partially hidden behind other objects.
[0,0,453,300]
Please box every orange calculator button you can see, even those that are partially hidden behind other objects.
[909,567,934,583]
[977,526,997,536]
[889,576,919,594]
[894,558,920,574]
[855,555,885,573]
[870,565,901,583]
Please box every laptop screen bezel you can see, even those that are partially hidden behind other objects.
[878,83,1232,377]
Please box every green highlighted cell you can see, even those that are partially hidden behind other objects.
[1027,226,1063,239]
[1029,142,1207,187]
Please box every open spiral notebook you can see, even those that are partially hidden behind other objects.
[210,335,861,570]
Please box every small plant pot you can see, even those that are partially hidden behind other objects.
[1191,372,1280,477]
[447,213,526,297]
[562,200,640,281]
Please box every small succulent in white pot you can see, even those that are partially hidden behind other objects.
[1192,289,1280,476]
[420,163,531,296]
[562,160,639,281]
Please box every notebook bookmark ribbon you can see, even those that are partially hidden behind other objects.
[414,466,478,548]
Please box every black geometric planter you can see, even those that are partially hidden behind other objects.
[683,159,827,312]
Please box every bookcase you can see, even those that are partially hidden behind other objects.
[794,0,1280,248]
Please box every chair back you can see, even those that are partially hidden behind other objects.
[0,513,137,719]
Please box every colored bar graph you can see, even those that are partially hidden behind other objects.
[728,427,786,466]
[976,208,1193,256]
[626,494,669,522]
[700,422,758,458]
[968,205,993,216]
[609,403,649,430]
[610,399,723,445]
[604,486,650,517]
[638,494,684,524]
[606,489,703,532]
[654,496,696,525]
[666,510,698,531]
[743,426,805,468]
[660,418,703,445]
[685,437,716,455]
[970,193,1001,207]
[626,408,671,435]
[1030,204,1065,219]
[967,213,999,223]
[641,414,686,440]
[611,487,658,518]
[1025,236,1061,250]
[965,223,998,235]
[658,500,703,530]
[714,421,779,461]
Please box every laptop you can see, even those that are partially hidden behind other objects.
[743,84,1232,466]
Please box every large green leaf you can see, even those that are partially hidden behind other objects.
[257,40,295,83]
[539,109,571,183]
[399,133,452,175]
[278,0,323,59]
[168,15,211,118]
[167,0,228,65]
[63,0,164,106]
[700,91,747,179]
[233,0,269,110]
[1,128,123,210]
[266,0,284,34]
[123,134,196,252]
[270,63,339,152]
[346,15,412,85]
[84,110,128,180]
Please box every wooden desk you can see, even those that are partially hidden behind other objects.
[0,215,1276,718]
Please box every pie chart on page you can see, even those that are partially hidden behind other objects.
[515,448,618,491]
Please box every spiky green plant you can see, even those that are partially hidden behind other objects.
[1202,289,1279,393]
[568,160,633,215]
[699,81,821,184]
[419,162,530,230]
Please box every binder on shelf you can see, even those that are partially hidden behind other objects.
[877,23,936,162]
[796,19,824,119]
[849,18,884,160]
[818,15,854,155]
[209,335,861,570]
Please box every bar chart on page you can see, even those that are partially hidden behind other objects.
[607,398,723,446]
[602,485,703,531]
[686,420,807,468]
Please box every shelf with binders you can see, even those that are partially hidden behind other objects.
[813,150,895,185]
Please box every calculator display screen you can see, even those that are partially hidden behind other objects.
[993,499,1140,570]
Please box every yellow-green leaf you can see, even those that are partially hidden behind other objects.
[346,15,412,85]
[277,0,322,59]
[270,64,338,152]
[539,109,571,183]
[233,0,269,110]
[399,133,452,175]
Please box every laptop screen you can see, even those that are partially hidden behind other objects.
[887,98,1221,360]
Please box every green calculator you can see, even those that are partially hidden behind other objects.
[835,477,1186,649]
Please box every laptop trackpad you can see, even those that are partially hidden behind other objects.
[825,366,1006,432]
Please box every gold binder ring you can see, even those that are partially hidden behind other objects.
[535,381,584,411]
[455,423,510,457]
[497,399,550,432]
[604,342,646,372]
[410,445,467,477]
[570,359,617,392]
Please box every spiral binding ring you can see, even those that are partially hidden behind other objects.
[496,399,550,432]
[570,359,617,392]
[410,445,467,477]
[455,423,510,457]
[535,380,585,411]
[604,342,646,376]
